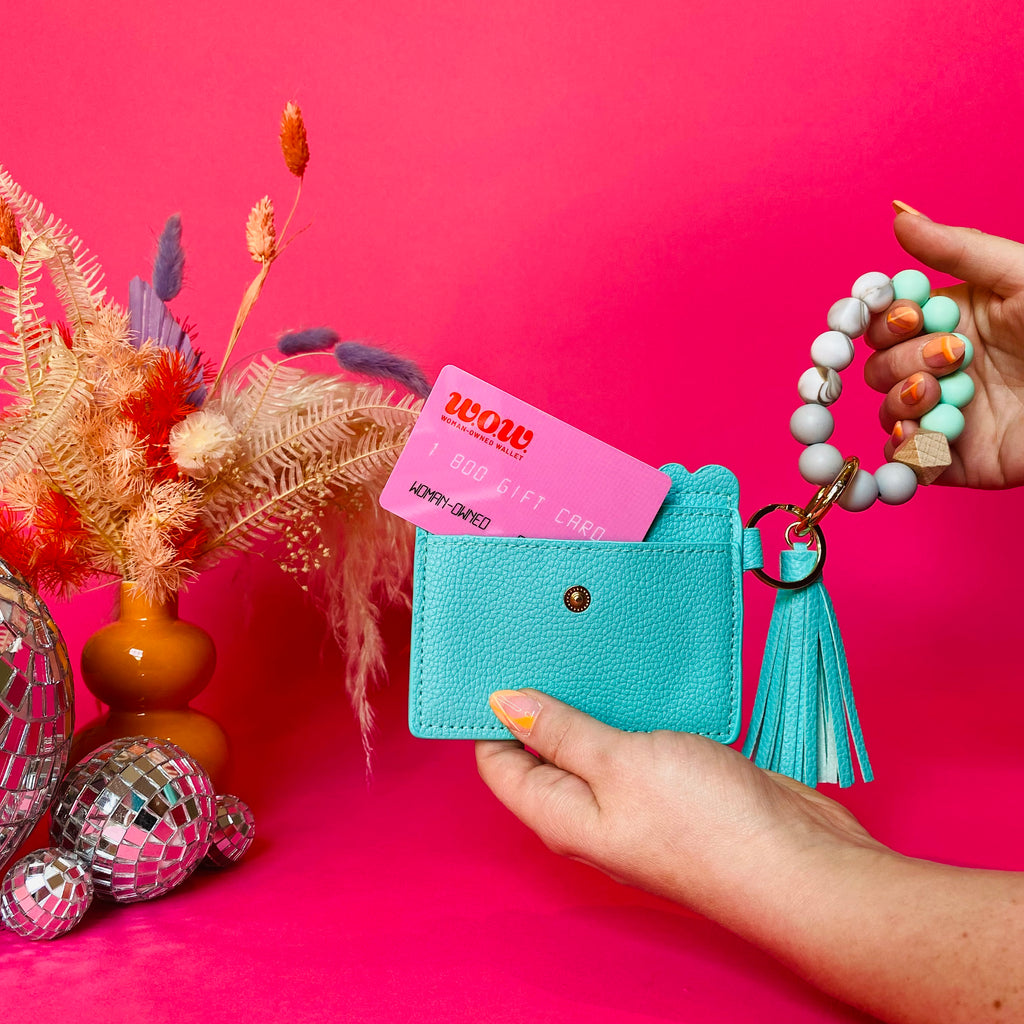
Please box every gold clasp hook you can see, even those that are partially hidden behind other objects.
[793,456,859,536]
[744,457,859,591]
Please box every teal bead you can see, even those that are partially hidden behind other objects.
[953,332,974,369]
[938,370,975,408]
[921,294,960,333]
[920,402,965,441]
[892,269,931,306]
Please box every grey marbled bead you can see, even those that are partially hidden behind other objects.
[798,366,842,405]
[798,443,844,486]
[875,461,919,505]
[810,330,855,371]
[789,403,835,445]
[837,468,878,512]
[827,296,871,338]
[851,272,894,314]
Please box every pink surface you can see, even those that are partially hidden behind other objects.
[3,1,1024,1020]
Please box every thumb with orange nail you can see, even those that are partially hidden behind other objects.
[862,202,1024,488]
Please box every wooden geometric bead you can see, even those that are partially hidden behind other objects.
[892,429,952,485]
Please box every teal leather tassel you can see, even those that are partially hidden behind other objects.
[742,543,872,788]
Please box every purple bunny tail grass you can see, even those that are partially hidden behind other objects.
[153,214,185,301]
[277,327,340,355]
[333,341,431,399]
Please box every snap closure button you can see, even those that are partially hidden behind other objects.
[563,586,591,613]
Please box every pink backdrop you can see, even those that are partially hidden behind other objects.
[3,1,1023,1020]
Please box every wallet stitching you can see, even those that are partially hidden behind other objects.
[413,532,741,739]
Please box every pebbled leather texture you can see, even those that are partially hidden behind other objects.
[409,464,749,741]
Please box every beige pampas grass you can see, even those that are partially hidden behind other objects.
[279,102,310,178]
[245,196,277,264]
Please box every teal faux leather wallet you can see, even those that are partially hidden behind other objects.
[409,464,764,740]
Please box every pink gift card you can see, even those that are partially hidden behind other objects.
[379,365,671,541]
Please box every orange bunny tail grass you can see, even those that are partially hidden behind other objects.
[0,197,21,256]
[279,102,310,178]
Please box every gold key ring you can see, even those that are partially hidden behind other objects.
[745,457,859,590]
[745,503,827,590]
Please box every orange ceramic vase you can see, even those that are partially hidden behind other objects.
[71,584,229,788]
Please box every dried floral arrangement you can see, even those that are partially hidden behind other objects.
[0,104,430,740]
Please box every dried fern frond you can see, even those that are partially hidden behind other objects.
[197,412,413,563]
[0,235,59,406]
[219,356,420,438]
[0,338,91,485]
[38,420,127,568]
[237,393,391,481]
[214,355,339,434]
[0,165,106,334]
[205,362,419,506]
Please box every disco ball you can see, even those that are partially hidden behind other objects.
[205,794,256,868]
[50,736,216,902]
[0,563,75,870]
[0,847,93,940]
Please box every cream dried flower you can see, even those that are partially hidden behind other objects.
[245,196,276,263]
[279,102,310,178]
[169,410,239,477]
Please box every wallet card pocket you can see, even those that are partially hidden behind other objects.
[409,530,743,741]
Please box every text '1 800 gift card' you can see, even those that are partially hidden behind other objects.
[379,365,671,541]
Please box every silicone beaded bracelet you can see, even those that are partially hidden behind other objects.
[790,269,975,512]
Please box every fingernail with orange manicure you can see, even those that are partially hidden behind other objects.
[923,334,965,368]
[892,199,928,218]
[886,301,923,337]
[900,373,927,405]
[490,690,542,737]
[891,421,905,446]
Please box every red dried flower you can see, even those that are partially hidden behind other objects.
[31,541,95,598]
[0,498,95,596]
[0,506,34,582]
[170,524,209,564]
[120,350,207,478]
